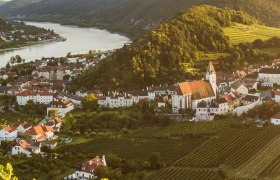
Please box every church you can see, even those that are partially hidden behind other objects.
[172,62,217,113]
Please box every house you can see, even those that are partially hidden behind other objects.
[12,139,41,157]
[172,62,216,112]
[65,156,107,180]
[41,140,57,149]
[195,98,230,121]
[25,125,54,141]
[47,99,74,117]
[258,66,280,85]
[16,88,53,105]
[44,118,62,132]
[126,90,149,104]
[16,123,32,136]
[230,80,249,94]
[0,125,17,141]
[242,94,260,106]
[274,91,280,104]
[97,93,134,108]
[271,111,280,125]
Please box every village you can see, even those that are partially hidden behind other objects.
[0,50,280,179]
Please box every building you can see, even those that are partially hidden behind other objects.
[172,62,216,112]
[230,80,249,94]
[16,89,53,105]
[274,91,280,104]
[195,98,230,121]
[0,125,17,141]
[47,99,74,117]
[12,139,41,157]
[16,123,32,136]
[258,66,280,85]
[25,125,54,141]
[97,94,134,108]
[272,111,280,125]
[65,156,107,180]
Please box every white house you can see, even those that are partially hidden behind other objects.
[97,94,134,108]
[16,123,32,136]
[65,156,107,180]
[172,62,216,112]
[0,125,17,141]
[12,139,41,157]
[274,91,280,104]
[47,99,74,117]
[195,98,230,121]
[272,111,280,125]
[16,89,53,105]
[258,66,280,85]
[230,80,249,94]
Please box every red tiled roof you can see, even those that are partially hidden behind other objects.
[17,89,52,97]
[177,81,215,100]
[4,125,16,133]
[81,156,105,174]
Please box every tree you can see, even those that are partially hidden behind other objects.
[5,62,11,69]
[0,163,18,180]
[148,152,164,170]
[62,113,76,132]
[82,93,98,110]
[49,109,58,118]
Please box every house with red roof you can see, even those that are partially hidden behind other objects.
[0,125,17,141]
[25,125,54,141]
[172,62,216,112]
[16,88,53,105]
[65,156,107,180]
[12,139,41,157]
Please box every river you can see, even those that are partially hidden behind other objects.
[0,21,131,67]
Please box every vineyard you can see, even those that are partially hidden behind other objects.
[223,23,280,45]
[148,167,224,180]
[0,110,41,126]
[147,125,280,179]
[129,119,240,138]
[174,126,280,168]
[58,137,207,164]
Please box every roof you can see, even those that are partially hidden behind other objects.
[4,125,16,133]
[221,95,234,105]
[17,89,52,97]
[242,95,259,102]
[231,80,246,90]
[81,156,105,174]
[259,67,280,74]
[272,111,280,119]
[26,125,53,135]
[177,81,215,100]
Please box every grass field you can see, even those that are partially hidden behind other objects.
[223,23,280,45]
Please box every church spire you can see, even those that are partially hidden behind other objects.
[207,61,216,74]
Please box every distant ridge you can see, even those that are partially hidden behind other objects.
[0,0,280,38]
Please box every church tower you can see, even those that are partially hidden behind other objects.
[206,62,216,97]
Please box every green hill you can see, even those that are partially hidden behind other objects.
[70,6,265,91]
[1,0,280,38]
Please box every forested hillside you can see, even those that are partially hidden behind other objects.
[0,0,280,38]
[70,6,259,91]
